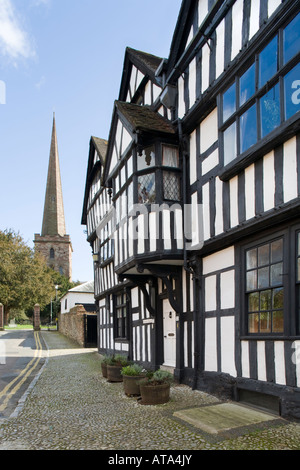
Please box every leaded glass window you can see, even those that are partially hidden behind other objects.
[138,173,156,203]
[163,171,180,201]
[162,145,179,167]
[115,292,127,339]
[137,145,155,171]
[246,238,284,334]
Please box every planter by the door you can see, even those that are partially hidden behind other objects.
[139,383,170,405]
[107,364,123,382]
[122,375,144,396]
[101,362,107,378]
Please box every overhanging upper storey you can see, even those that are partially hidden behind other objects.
[101,100,184,275]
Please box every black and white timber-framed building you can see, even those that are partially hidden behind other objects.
[82,0,300,420]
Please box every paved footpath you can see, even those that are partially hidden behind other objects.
[0,331,300,453]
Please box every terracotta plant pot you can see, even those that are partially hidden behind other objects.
[107,364,123,382]
[139,383,170,405]
[122,375,145,396]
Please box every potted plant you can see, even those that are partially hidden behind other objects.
[106,354,129,382]
[100,355,111,378]
[121,364,145,396]
[139,369,173,405]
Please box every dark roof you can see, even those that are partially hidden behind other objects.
[115,101,176,136]
[126,47,163,76]
[118,48,164,101]
[91,136,108,164]
[81,137,108,226]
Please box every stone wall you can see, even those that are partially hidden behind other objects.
[58,305,91,347]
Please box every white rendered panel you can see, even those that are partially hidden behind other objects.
[221,316,236,376]
[205,275,217,311]
[200,109,218,153]
[205,317,217,371]
[274,341,286,385]
[198,0,208,27]
[263,151,275,211]
[178,75,185,119]
[268,0,282,17]
[201,43,210,94]
[202,148,219,175]
[220,270,235,309]
[230,176,239,228]
[203,246,235,275]
[241,341,250,378]
[202,182,210,241]
[231,0,243,60]
[245,164,255,220]
[249,0,260,40]
[190,129,197,184]
[283,137,298,203]
[189,57,197,109]
[257,341,267,382]
[215,19,225,79]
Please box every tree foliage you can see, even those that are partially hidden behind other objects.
[0,230,55,319]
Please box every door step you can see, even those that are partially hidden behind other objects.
[160,365,175,375]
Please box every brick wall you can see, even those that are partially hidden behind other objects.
[58,305,87,347]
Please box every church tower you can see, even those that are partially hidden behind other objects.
[34,114,72,281]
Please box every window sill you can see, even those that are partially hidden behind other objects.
[240,335,300,341]
[219,114,300,181]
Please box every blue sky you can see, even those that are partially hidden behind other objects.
[0,0,182,282]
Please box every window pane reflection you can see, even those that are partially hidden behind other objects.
[284,12,300,64]
[223,122,237,165]
[223,83,236,122]
[260,84,280,137]
[259,36,278,87]
[247,248,257,269]
[137,145,155,171]
[284,62,300,120]
[138,173,156,203]
[240,104,257,153]
[240,63,255,106]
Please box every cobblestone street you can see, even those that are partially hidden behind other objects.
[0,331,300,453]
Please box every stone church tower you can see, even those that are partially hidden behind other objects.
[34,114,72,280]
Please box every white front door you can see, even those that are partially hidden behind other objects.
[163,299,176,367]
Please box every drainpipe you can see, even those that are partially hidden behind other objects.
[179,119,200,390]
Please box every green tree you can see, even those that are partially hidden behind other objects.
[0,230,55,324]
[40,270,80,321]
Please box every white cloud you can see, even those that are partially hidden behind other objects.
[30,0,51,7]
[0,0,35,60]
[35,75,46,90]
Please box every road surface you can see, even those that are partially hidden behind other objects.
[0,329,46,419]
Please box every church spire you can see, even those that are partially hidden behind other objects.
[41,113,66,237]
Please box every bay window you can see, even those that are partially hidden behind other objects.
[113,143,181,226]
[220,11,300,167]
